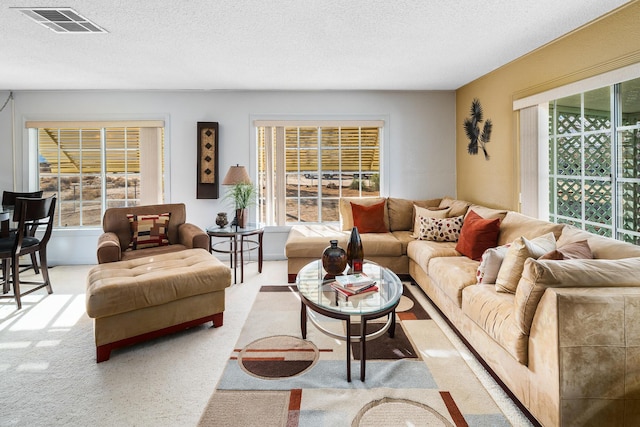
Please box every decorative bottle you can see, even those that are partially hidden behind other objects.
[322,240,347,276]
[347,227,364,272]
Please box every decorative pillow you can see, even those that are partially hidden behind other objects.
[438,196,471,217]
[539,239,594,260]
[411,205,450,238]
[476,244,510,284]
[418,215,464,242]
[495,232,556,293]
[127,213,171,250]
[351,201,388,233]
[339,197,387,231]
[455,209,501,261]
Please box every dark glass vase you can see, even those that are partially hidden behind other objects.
[347,227,364,271]
[322,240,347,276]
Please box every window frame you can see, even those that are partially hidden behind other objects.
[251,116,389,227]
[26,119,168,229]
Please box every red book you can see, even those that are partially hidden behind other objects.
[331,282,378,298]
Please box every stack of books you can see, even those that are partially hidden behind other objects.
[330,273,378,298]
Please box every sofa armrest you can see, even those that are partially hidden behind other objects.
[178,223,209,250]
[528,286,640,426]
[97,232,122,264]
[515,257,640,336]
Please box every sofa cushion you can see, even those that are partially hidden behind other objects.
[351,200,388,233]
[359,232,404,257]
[514,257,640,336]
[285,224,347,258]
[497,211,564,246]
[557,225,640,260]
[438,197,471,217]
[127,213,171,250]
[407,240,459,272]
[121,243,189,261]
[539,239,593,260]
[340,197,388,231]
[462,284,528,364]
[455,209,501,261]
[411,205,450,238]
[476,244,510,284]
[495,232,556,293]
[429,256,479,307]
[418,215,464,242]
[387,197,441,232]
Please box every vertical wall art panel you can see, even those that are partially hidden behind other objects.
[197,121,219,199]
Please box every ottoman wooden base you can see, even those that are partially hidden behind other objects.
[96,312,223,362]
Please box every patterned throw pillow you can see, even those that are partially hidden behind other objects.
[127,213,171,250]
[418,215,464,242]
[410,205,450,238]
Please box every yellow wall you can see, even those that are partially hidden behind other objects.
[456,0,640,210]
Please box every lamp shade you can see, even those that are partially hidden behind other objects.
[222,164,251,185]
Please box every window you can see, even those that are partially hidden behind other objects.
[256,121,383,226]
[27,121,164,228]
[549,77,640,244]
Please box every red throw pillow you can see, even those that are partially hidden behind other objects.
[455,210,501,261]
[351,201,388,233]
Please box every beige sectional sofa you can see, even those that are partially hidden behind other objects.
[285,196,640,426]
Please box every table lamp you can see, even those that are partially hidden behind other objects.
[222,164,252,230]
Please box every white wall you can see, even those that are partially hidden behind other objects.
[0,90,456,265]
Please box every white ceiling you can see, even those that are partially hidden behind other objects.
[0,0,631,91]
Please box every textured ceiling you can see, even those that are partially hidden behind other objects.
[0,0,631,91]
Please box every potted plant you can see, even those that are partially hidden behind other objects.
[224,182,256,228]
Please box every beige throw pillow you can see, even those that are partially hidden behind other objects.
[495,232,557,293]
[438,197,471,217]
[411,205,450,238]
[476,244,510,284]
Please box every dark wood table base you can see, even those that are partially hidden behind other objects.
[300,297,398,382]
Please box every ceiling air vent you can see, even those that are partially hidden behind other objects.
[16,8,107,33]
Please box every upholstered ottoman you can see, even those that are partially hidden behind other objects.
[86,248,231,362]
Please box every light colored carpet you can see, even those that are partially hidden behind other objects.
[199,283,535,427]
[0,261,533,426]
[0,259,277,427]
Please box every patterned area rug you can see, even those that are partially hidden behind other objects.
[199,284,514,427]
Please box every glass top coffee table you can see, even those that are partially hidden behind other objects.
[296,260,403,382]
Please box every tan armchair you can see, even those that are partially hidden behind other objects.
[97,203,209,264]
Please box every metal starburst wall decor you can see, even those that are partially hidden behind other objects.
[464,98,492,160]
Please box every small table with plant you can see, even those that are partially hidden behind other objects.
[207,223,264,284]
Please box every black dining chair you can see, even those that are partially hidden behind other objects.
[1,190,44,274]
[0,196,56,309]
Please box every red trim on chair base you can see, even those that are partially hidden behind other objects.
[96,312,224,363]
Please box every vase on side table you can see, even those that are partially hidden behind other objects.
[215,212,228,228]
